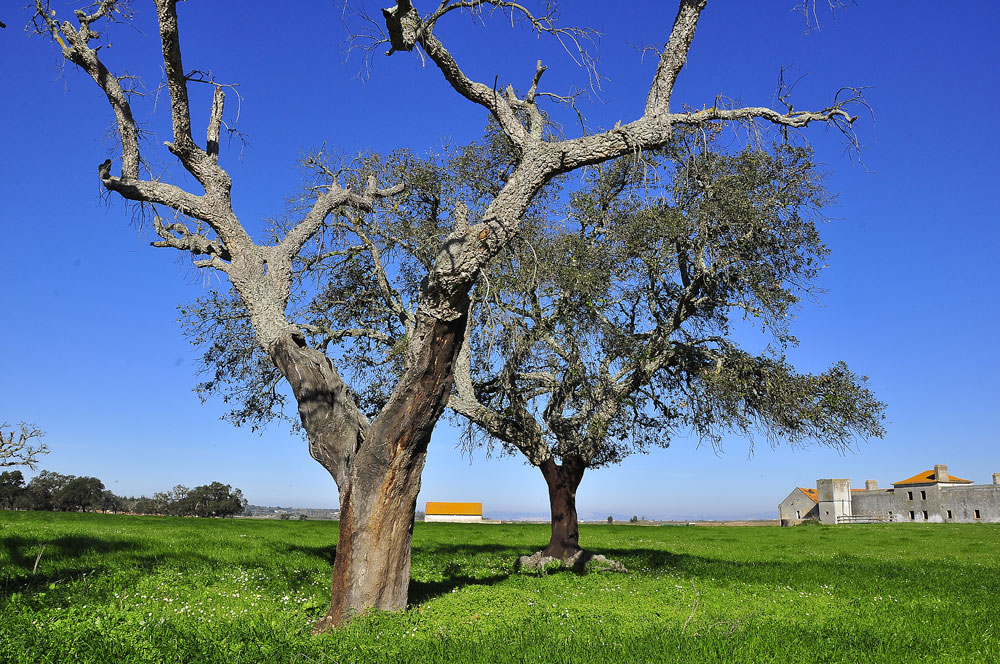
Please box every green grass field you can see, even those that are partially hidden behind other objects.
[1,511,997,663]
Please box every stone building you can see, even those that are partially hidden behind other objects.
[779,464,1000,525]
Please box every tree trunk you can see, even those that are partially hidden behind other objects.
[539,456,586,560]
[313,449,425,632]
[297,309,468,632]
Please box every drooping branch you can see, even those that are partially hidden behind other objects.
[450,307,551,465]
[671,102,858,133]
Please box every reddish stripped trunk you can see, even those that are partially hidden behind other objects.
[540,456,586,560]
[307,311,467,631]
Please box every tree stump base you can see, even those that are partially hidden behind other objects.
[515,549,627,573]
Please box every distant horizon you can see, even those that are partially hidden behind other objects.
[16,454,1000,524]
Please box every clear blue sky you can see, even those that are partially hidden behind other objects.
[1,1,997,520]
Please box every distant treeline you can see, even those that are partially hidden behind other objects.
[0,470,247,518]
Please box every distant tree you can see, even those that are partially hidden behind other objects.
[187,482,247,518]
[0,422,48,469]
[131,496,160,515]
[18,470,73,511]
[156,492,177,514]
[0,471,25,509]
[164,484,192,516]
[55,476,106,512]
[100,489,126,514]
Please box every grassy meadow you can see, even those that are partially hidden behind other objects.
[1,511,998,663]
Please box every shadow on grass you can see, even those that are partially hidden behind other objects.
[0,533,218,595]
[0,534,144,594]
[405,541,1000,597]
[407,573,511,604]
[595,546,1000,593]
[417,543,523,557]
[275,541,514,603]
[277,542,337,565]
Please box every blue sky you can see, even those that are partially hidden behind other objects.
[1,1,997,520]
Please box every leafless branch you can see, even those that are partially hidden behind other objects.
[792,0,855,33]
[151,208,232,269]
[0,422,49,469]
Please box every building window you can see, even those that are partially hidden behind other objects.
[796,510,801,519]
[909,511,915,520]
[975,509,982,519]
[947,510,953,519]
[907,491,914,500]
[920,490,927,500]
[922,510,929,520]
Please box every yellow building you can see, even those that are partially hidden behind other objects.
[424,501,484,523]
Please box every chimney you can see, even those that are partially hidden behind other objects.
[865,480,878,491]
[993,473,1000,486]
[934,464,949,482]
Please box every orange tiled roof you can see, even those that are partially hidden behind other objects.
[893,469,973,486]
[797,487,818,503]
[425,501,483,516]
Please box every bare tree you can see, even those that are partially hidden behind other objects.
[31,0,862,629]
[0,422,49,470]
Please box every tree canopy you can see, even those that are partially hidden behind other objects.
[186,126,885,562]
[447,131,884,559]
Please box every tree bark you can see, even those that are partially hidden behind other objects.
[539,456,586,560]
[306,309,467,631]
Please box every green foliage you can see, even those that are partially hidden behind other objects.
[178,125,884,477]
[15,470,73,511]
[0,471,25,509]
[463,127,883,469]
[54,476,105,513]
[180,125,542,424]
[131,482,247,518]
[4,473,245,518]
